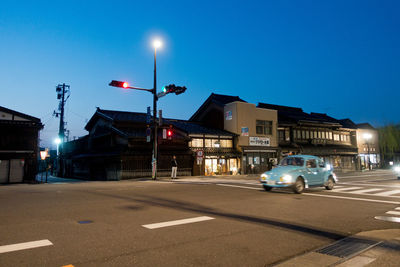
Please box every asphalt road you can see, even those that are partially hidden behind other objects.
[1,170,399,266]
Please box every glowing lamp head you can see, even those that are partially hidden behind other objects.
[122,82,129,88]
[153,39,162,49]
[363,133,372,140]
[54,138,61,145]
[167,130,172,137]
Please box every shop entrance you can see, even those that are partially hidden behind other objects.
[204,157,239,175]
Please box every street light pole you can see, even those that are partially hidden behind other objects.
[153,44,158,180]
[367,142,371,171]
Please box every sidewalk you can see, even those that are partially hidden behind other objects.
[275,229,400,267]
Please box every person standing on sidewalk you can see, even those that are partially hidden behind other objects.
[171,155,178,179]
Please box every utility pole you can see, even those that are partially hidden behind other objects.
[54,83,70,176]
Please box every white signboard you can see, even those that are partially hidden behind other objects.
[225,111,232,120]
[249,137,270,146]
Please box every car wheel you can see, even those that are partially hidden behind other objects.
[325,177,335,190]
[292,177,304,194]
[263,185,272,191]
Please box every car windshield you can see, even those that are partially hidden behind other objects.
[279,157,304,166]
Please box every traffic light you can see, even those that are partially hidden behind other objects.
[167,126,173,140]
[167,129,173,140]
[109,80,129,88]
[163,84,187,95]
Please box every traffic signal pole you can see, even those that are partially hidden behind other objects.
[153,46,158,180]
[109,40,187,181]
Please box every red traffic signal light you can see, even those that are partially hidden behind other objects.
[167,129,173,138]
[109,80,129,88]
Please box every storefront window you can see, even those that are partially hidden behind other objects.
[190,138,203,148]
[220,139,233,148]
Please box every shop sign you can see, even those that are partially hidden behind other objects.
[196,150,204,165]
[225,110,232,120]
[241,127,249,136]
[249,137,270,146]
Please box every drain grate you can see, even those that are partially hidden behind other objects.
[316,237,379,258]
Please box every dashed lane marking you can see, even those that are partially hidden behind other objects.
[142,216,214,229]
[0,239,53,254]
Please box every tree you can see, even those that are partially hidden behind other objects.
[378,124,400,165]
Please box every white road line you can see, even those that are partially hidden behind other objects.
[348,188,384,194]
[302,193,400,205]
[338,174,394,179]
[0,239,53,254]
[217,184,261,190]
[374,216,400,223]
[395,207,400,210]
[386,211,400,216]
[339,182,400,188]
[142,216,214,229]
[215,184,400,204]
[373,190,400,197]
[333,187,362,192]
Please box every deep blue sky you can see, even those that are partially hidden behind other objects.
[1,0,399,147]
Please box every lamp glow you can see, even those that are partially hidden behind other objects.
[363,133,372,140]
[153,39,162,49]
[54,138,61,145]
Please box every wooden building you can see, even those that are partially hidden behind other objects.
[0,106,43,183]
[62,108,237,180]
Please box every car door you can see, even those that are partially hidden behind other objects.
[304,159,320,185]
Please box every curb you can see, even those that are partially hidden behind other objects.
[274,229,400,267]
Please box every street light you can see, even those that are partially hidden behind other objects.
[363,133,372,171]
[109,38,186,180]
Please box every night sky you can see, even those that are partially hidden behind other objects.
[1,0,399,148]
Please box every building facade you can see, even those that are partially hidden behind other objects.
[0,106,43,183]
[356,123,380,170]
[224,101,279,174]
[257,103,359,171]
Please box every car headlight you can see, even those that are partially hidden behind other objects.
[261,173,268,180]
[280,174,292,183]
[394,166,400,173]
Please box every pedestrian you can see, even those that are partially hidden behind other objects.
[171,155,178,179]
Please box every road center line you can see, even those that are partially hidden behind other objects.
[0,239,53,254]
[142,216,214,229]
[217,184,261,190]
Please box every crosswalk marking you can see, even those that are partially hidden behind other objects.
[348,188,383,194]
[373,190,400,197]
[333,187,362,192]
[386,211,400,216]
[396,207,400,210]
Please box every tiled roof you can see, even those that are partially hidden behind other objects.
[257,103,341,126]
[93,108,235,137]
[189,93,246,121]
[338,119,358,129]
[356,123,375,130]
